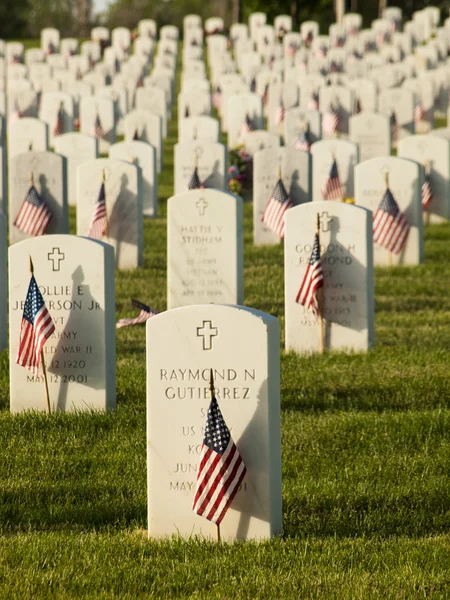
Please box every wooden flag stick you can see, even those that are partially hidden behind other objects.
[29,256,51,414]
[209,368,221,543]
[29,171,34,186]
[316,214,325,354]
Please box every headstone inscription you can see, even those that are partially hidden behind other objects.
[76,158,142,270]
[9,151,68,245]
[167,189,243,309]
[253,148,312,246]
[146,303,282,540]
[285,201,375,354]
[9,234,116,413]
[354,156,424,266]
[0,212,6,351]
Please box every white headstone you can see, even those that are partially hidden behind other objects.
[167,189,243,308]
[398,134,450,223]
[0,212,6,350]
[284,108,322,148]
[174,141,227,194]
[311,140,359,201]
[146,303,282,540]
[253,148,312,245]
[179,116,220,143]
[124,109,163,172]
[285,201,374,353]
[9,235,115,412]
[379,88,415,142]
[54,133,98,207]
[76,158,142,269]
[79,96,116,153]
[355,156,424,265]
[39,91,74,145]
[110,140,158,218]
[9,151,68,244]
[349,112,391,161]
[135,86,168,137]
[8,117,49,160]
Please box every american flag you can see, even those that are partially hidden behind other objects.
[188,166,203,190]
[414,103,424,124]
[14,184,52,236]
[45,41,56,56]
[16,273,55,376]
[192,386,246,526]
[421,173,433,210]
[322,105,339,135]
[294,127,312,152]
[116,299,158,329]
[307,92,320,111]
[88,181,108,239]
[92,113,104,139]
[329,59,341,73]
[261,177,293,238]
[304,30,313,48]
[296,232,324,317]
[53,104,64,137]
[287,42,297,57]
[9,100,22,124]
[321,159,344,200]
[274,97,285,125]
[373,187,410,254]
[239,113,254,140]
[137,73,144,88]
[212,86,222,110]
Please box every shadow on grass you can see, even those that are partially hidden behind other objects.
[0,485,146,533]
[282,492,450,539]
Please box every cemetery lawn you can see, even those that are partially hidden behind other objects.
[1,45,450,600]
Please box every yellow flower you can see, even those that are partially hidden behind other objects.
[343,197,355,204]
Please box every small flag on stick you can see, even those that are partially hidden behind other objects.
[16,257,55,380]
[9,100,22,124]
[322,104,339,135]
[294,123,312,152]
[116,299,158,329]
[88,170,108,239]
[239,113,255,140]
[92,112,104,139]
[373,173,410,255]
[295,225,324,318]
[274,96,285,126]
[14,173,52,236]
[414,102,424,125]
[421,163,432,211]
[53,102,64,137]
[261,171,293,238]
[321,158,344,201]
[187,154,203,190]
[192,370,247,529]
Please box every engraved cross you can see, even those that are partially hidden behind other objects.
[319,212,332,233]
[48,247,65,271]
[196,198,208,216]
[197,321,218,350]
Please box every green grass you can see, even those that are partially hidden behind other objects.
[0,44,450,599]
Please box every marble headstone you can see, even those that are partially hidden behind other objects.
[355,156,424,265]
[76,158,142,269]
[124,109,163,173]
[285,201,374,353]
[0,212,6,350]
[253,148,312,246]
[349,112,391,161]
[110,140,158,218]
[53,133,98,207]
[146,303,282,540]
[167,189,243,308]
[8,117,49,159]
[9,235,115,412]
[174,141,227,194]
[9,151,68,244]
